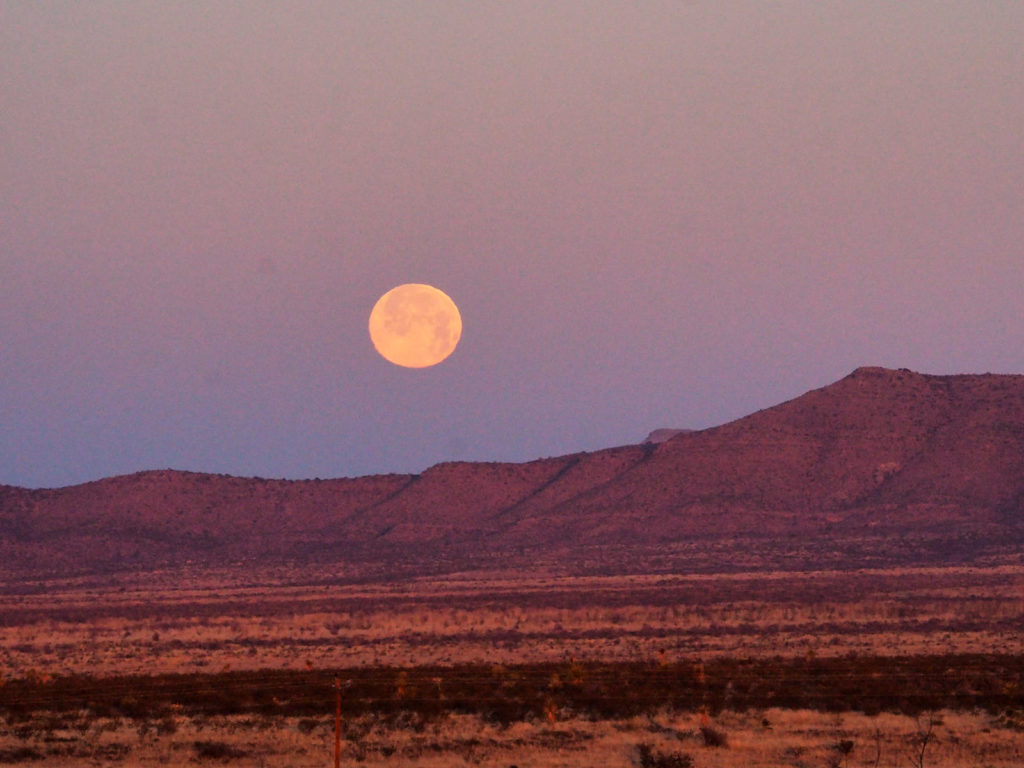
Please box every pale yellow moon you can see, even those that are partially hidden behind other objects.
[368,284,462,368]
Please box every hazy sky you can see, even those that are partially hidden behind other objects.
[2,2,1022,489]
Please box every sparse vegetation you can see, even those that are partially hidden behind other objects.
[904,712,938,768]
[0,746,42,763]
[2,655,1020,724]
[1,562,1021,765]
[193,739,249,760]
[699,724,728,747]
[3,564,1021,680]
[0,707,1021,766]
[637,742,694,767]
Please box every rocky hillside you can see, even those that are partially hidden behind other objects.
[3,367,1023,578]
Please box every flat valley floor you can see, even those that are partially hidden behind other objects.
[1,560,1022,766]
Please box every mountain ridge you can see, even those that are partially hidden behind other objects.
[3,367,1023,578]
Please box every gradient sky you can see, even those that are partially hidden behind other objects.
[2,2,1022,489]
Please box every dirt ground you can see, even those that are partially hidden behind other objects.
[1,708,1022,767]
[1,561,1022,765]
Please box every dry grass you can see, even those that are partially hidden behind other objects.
[2,562,1022,765]
[1,564,1022,679]
[0,707,1021,767]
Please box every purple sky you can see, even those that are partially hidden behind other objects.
[2,2,1022,489]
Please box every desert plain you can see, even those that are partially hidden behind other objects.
[2,368,1024,765]
[1,557,1022,767]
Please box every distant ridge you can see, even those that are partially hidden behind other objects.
[3,367,1023,579]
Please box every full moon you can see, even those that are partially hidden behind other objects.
[368,283,462,368]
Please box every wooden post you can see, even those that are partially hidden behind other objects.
[334,676,341,768]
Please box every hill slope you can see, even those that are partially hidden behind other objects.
[3,367,1023,578]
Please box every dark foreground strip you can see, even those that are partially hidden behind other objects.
[2,654,1021,723]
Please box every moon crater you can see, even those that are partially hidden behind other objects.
[368,284,462,368]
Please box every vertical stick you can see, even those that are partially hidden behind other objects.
[334,677,341,768]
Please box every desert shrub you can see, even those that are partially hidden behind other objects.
[193,740,249,760]
[156,715,178,735]
[2,655,1022,728]
[12,725,37,740]
[636,742,694,768]
[92,743,131,760]
[995,708,1024,731]
[699,724,728,747]
[115,695,150,720]
[0,746,45,763]
[826,738,855,768]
